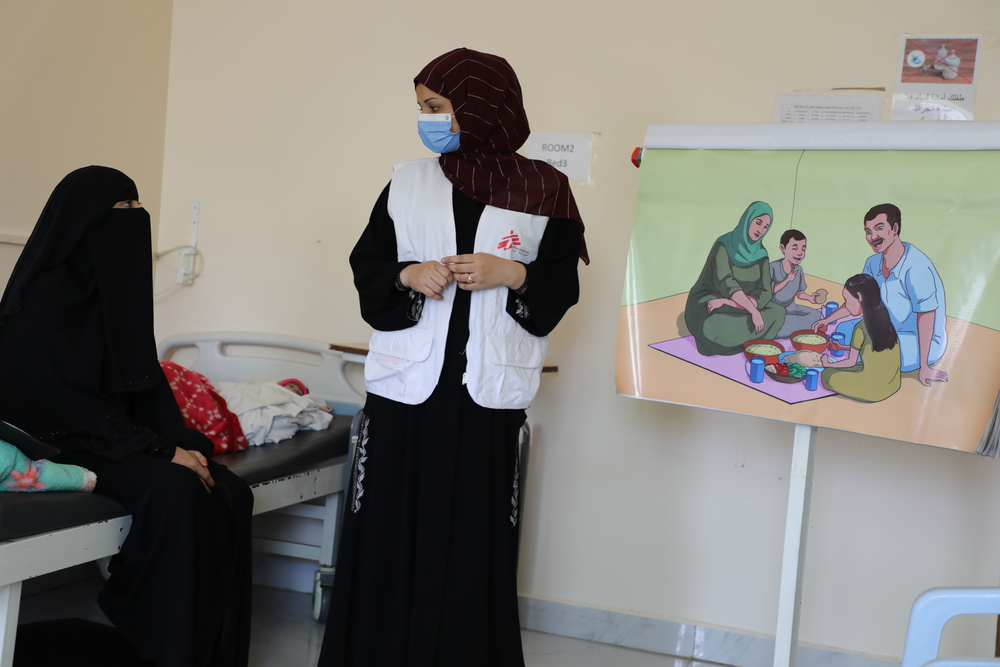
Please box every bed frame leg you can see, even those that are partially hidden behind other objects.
[312,490,342,622]
[320,491,341,569]
[313,409,363,622]
[0,581,22,667]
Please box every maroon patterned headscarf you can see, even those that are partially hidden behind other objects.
[416,48,589,264]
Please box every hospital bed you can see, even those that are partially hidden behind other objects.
[0,332,366,667]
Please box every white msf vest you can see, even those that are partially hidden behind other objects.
[364,159,549,409]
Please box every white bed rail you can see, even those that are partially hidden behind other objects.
[157,331,365,407]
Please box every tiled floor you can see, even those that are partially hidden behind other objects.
[18,571,692,667]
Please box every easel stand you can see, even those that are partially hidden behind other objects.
[774,424,818,667]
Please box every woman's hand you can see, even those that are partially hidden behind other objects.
[441,254,526,291]
[706,298,732,313]
[812,319,829,333]
[400,261,454,301]
[171,448,215,493]
[729,290,762,332]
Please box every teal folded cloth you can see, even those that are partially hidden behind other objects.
[0,439,96,492]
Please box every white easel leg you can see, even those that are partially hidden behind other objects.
[0,581,22,667]
[773,424,817,667]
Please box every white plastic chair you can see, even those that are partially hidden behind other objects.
[902,587,1000,667]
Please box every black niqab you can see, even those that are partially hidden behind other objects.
[1,166,138,323]
[0,166,200,458]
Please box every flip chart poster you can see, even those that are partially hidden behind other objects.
[616,124,1000,452]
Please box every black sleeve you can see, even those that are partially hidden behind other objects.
[125,371,215,459]
[505,218,582,337]
[348,182,425,332]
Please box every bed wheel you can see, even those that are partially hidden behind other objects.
[313,568,335,622]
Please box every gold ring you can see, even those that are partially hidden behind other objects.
[466,274,474,284]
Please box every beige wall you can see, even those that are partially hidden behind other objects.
[156,0,1000,660]
[9,0,1000,662]
[155,2,1000,657]
[0,1,172,246]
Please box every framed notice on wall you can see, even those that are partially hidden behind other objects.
[616,122,1000,453]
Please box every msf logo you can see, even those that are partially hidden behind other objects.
[497,231,521,251]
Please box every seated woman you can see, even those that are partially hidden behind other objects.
[0,166,253,667]
[821,273,901,402]
[684,201,785,356]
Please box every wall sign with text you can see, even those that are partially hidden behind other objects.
[521,133,594,182]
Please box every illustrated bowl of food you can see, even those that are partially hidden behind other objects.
[764,362,803,383]
[764,351,815,383]
[789,330,828,353]
[742,338,785,366]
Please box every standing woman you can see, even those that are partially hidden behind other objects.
[0,166,253,667]
[321,48,586,666]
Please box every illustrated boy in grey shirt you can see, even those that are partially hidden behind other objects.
[770,229,823,339]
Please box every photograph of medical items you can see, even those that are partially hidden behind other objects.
[902,37,978,84]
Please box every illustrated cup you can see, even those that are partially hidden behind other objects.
[745,356,765,384]
[805,368,819,391]
[830,332,846,357]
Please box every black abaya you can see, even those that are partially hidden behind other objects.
[0,167,252,667]
[319,184,580,667]
[53,450,253,667]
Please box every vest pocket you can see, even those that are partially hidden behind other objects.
[369,328,434,369]
[484,333,545,369]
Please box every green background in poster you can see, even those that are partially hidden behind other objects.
[624,148,1000,332]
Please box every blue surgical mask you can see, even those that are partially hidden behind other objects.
[418,114,461,153]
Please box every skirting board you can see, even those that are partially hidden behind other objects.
[517,596,900,667]
[252,555,900,667]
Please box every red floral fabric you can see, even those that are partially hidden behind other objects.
[160,361,247,454]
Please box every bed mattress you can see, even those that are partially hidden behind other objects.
[0,417,352,543]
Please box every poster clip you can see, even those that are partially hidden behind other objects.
[631,147,643,168]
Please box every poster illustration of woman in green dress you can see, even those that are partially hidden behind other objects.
[684,201,784,356]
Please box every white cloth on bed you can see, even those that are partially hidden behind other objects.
[214,381,333,446]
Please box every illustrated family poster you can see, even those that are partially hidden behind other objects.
[615,123,1000,453]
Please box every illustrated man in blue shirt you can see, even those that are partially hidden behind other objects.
[816,203,948,387]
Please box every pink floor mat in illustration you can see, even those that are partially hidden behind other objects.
[649,336,836,404]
